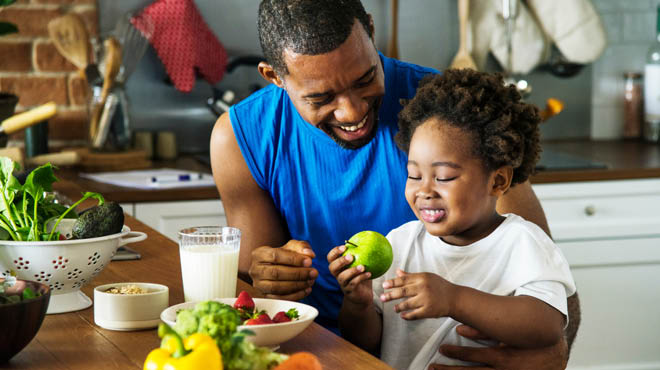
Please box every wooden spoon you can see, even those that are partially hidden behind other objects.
[449,0,477,70]
[48,14,90,71]
[386,0,399,59]
[89,37,122,143]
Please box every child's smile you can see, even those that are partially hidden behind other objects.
[404,118,506,246]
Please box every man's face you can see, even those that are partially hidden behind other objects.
[279,21,385,149]
[404,118,502,246]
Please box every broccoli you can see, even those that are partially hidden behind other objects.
[173,300,287,370]
[173,309,199,338]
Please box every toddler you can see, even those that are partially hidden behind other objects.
[327,69,576,369]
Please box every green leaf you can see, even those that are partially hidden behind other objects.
[0,0,17,6]
[23,163,58,197]
[0,22,17,36]
[22,286,37,300]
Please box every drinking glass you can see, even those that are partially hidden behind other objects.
[178,226,241,302]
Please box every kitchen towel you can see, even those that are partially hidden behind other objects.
[526,0,606,64]
[133,0,228,93]
[469,0,606,73]
[470,0,547,74]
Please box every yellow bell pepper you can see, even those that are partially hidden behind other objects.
[144,323,223,370]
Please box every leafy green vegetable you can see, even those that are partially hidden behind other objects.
[0,276,40,305]
[174,301,288,370]
[0,157,104,241]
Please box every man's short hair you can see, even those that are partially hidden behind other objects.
[258,0,373,76]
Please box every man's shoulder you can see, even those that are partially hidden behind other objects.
[384,55,439,77]
[233,84,284,112]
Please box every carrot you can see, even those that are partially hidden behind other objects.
[274,352,322,370]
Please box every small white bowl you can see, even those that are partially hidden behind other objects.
[94,282,169,331]
[160,298,318,347]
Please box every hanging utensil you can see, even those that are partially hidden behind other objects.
[543,44,585,78]
[501,0,531,97]
[387,0,399,59]
[449,0,477,70]
[0,102,57,140]
[110,12,154,149]
[89,37,122,144]
[47,14,90,74]
[115,12,153,84]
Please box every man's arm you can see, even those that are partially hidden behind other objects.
[497,180,550,236]
[210,112,290,280]
[211,114,318,302]
[496,180,581,350]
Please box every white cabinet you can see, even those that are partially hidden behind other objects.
[129,200,226,241]
[533,179,660,370]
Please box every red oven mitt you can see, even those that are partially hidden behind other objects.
[133,0,228,92]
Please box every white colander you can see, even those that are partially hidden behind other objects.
[0,220,146,314]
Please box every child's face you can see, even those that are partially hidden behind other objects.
[404,118,507,246]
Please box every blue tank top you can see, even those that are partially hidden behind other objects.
[229,53,437,332]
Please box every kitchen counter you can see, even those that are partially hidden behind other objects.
[531,140,660,183]
[5,213,392,369]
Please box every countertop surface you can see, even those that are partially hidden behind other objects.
[5,214,392,369]
[58,140,660,203]
[531,140,660,183]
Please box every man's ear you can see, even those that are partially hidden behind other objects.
[491,166,513,196]
[367,14,375,39]
[258,61,285,88]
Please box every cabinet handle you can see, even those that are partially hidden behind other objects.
[584,205,595,216]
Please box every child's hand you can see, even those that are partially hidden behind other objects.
[380,269,455,320]
[327,244,373,307]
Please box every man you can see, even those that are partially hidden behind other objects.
[210,0,580,368]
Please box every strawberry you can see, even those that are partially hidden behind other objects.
[272,308,300,323]
[233,291,255,319]
[244,312,273,325]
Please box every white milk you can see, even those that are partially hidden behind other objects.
[180,245,239,302]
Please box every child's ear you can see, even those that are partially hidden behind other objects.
[491,166,513,196]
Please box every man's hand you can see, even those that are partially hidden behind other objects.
[428,325,569,370]
[248,240,318,301]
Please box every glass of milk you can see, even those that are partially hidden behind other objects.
[178,226,241,302]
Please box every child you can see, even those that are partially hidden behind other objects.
[327,69,576,369]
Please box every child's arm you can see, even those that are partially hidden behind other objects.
[450,283,565,348]
[327,244,383,352]
[339,295,383,352]
[381,269,565,349]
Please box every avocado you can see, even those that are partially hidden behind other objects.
[72,202,124,239]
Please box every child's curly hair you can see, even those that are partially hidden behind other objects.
[395,69,541,186]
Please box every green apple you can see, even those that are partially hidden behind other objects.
[342,230,393,279]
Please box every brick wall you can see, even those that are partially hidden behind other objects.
[0,0,97,145]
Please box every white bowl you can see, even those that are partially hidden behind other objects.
[160,298,319,348]
[0,219,147,314]
[94,282,169,331]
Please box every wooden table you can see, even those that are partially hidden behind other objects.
[2,216,391,370]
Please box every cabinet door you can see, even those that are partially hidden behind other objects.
[534,179,660,241]
[533,180,660,370]
[134,200,226,241]
[562,238,660,370]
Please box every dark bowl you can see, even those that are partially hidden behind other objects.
[0,280,50,363]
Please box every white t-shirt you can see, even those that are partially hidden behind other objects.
[372,214,576,370]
